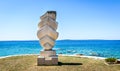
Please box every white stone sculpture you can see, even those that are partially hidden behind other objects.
[37,11,58,65]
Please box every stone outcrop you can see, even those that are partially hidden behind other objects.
[37,11,58,65]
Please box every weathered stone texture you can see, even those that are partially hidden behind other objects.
[37,11,58,65]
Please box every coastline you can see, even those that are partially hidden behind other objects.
[58,54,106,60]
[0,54,106,60]
[0,54,38,59]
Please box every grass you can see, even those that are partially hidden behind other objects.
[105,57,117,63]
[0,55,120,71]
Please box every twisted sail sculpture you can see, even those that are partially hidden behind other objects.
[37,11,58,65]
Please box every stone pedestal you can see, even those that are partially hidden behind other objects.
[37,50,58,65]
[37,11,59,65]
[37,55,58,65]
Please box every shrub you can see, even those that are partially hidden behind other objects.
[105,58,117,63]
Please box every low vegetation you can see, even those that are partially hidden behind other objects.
[105,57,117,63]
[0,55,120,71]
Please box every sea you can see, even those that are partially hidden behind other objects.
[0,40,120,59]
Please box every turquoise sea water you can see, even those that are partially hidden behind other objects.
[0,40,120,58]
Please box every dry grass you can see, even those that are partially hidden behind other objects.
[0,55,120,71]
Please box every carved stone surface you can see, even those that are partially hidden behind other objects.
[37,11,58,50]
[37,11,58,65]
[40,50,56,57]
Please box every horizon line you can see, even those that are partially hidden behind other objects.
[0,39,120,41]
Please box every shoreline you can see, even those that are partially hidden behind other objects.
[58,54,106,60]
[0,54,38,59]
[0,54,106,60]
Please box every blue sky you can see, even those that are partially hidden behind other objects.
[0,0,120,40]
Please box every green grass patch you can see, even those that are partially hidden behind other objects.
[105,57,117,63]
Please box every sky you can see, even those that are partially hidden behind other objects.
[0,0,120,40]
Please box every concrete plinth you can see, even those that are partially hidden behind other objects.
[37,55,58,65]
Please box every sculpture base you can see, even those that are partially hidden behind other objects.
[37,55,58,65]
[37,50,58,65]
[40,50,56,57]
